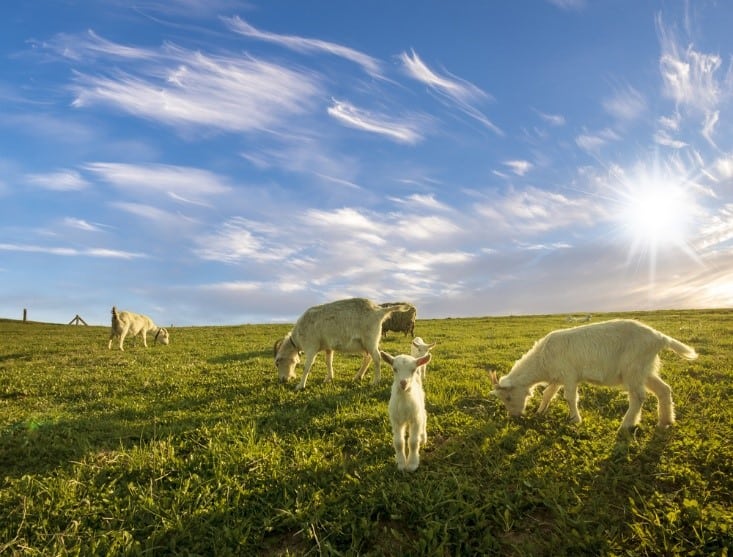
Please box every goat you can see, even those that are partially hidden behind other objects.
[490,319,697,430]
[567,314,592,323]
[381,351,432,472]
[380,302,417,337]
[410,336,436,380]
[108,306,169,351]
[274,298,412,390]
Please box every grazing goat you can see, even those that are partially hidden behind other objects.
[108,306,169,351]
[410,336,436,380]
[380,302,417,337]
[274,298,411,390]
[490,319,697,430]
[381,351,432,472]
[567,314,592,323]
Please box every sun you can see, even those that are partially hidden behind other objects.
[612,164,701,271]
[621,179,689,249]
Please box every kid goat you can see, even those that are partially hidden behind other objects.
[410,336,436,380]
[491,319,698,430]
[380,350,432,472]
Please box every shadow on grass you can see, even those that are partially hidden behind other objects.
[0,369,390,479]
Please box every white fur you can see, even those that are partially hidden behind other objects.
[274,298,412,390]
[381,351,432,472]
[490,319,697,430]
[108,306,169,351]
[410,336,436,380]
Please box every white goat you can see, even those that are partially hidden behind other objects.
[274,298,412,390]
[410,336,436,380]
[381,351,432,472]
[567,314,592,323]
[107,306,169,351]
[490,319,697,430]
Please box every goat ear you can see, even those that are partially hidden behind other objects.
[416,353,432,367]
[380,351,394,365]
[427,342,436,350]
[489,370,499,386]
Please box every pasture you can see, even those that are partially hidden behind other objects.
[0,310,731,555]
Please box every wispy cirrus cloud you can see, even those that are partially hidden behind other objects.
[575,128,621,153]
[389,193,452,211]
[534,109,566,126]
[475,186,603,235]
[62,217,104,232]
[223,16,383,78]
[399,49,502,135]
[66,34,322,134]
[38,29,155,62]
[25,169,90,191]
[327,98,424,144]
[194,217,294,263]
[84,162,230,201]
[656,13,731,144]
[0,242,145,259]
[503,160,533,176]
[603,85,647,121]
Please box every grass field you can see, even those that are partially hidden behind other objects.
[1,309,731,555]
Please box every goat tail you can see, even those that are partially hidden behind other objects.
[664,335,698,360]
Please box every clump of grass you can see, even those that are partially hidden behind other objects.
[0,311,731,554]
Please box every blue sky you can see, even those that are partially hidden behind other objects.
[2,0,733,326]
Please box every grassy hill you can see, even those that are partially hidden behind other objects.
[1,310,731,555]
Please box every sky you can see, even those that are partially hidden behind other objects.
[2,0,733,326]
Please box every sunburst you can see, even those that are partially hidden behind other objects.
[611,162,702,281]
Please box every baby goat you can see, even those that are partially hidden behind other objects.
[381,351,432,472]
[410,336,436,380]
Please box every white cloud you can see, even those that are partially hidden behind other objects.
[223,16,383,78]
[25,169,90,191]
[702,110,719,147]
[654,130,687,149]
[389,193,451,211]
[85,162,230,201]
[695,203,733,250]
[656,13,730,143]
[503,160,533,176]
[603,86,646,121]
[400,49,486,103]
[194,217,294,263]
[400,49,502,135]
[535,109,566,126]
[0,243,145,259]
[327,99,424,144]
[63,217,102,232]
[70,37,322,134]
[475,186,603,235]
[658,22,723,112]
[546,0,586,10]
[575,128,621,152]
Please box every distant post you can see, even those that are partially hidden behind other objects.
[23,308,27,323]
[68,314,88,326]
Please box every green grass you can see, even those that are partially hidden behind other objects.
[1,310,731,555]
